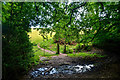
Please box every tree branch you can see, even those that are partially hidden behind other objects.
[90,23,117,42]
[66,2,86,26]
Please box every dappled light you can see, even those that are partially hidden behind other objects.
[2,1,120,80]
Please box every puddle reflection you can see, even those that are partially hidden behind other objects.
[30,64,94,78]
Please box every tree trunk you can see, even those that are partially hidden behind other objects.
[64,44,66,53]
[56,43,60,54]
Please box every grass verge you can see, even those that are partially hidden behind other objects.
[67,52,106,58]
[30,45,58,66]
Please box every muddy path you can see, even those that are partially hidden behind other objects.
[21,45,120,79]
[37,44,56,54]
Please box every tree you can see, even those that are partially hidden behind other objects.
[33,2,87,54]
[78,2,120,53]
[2,2,40,79]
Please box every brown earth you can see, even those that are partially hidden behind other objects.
[21,45,120,80]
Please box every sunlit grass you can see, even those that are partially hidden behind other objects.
[34,49,58,57]
[67,52,106,58]
[33,45,58,57]
[28,28,55,44]
[30,45,59,65]
[28,28,43,44]
[28,28,101,60]
[28,28,86,54]
[39,38,79,53]
[30,44,58,66]
[28,29,56,65]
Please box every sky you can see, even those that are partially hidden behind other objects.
[31,0,73,28]
[30,1,107,28]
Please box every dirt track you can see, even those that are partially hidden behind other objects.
[21,45,120,79]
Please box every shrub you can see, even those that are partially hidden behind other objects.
[2,26,33,80]
[68,48,73,53]
[75,44,82,52]
[83,45,92,51]
[39,41,49,48]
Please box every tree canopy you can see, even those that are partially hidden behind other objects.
[2,1,120,79]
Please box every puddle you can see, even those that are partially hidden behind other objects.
[30,64,94,78]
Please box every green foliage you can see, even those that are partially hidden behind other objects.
[39,39,54,49]
[75,44,82,52]
[2,2,120,79]
[67,48,74,53]
[2,2,38,80]
[34,48,58,57]
[32,45,58,58]
[2,25,33,79]
[86,45,92,51]
[86,2,120,54]
[67,52,106,58]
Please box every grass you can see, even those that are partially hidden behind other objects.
[28,28,88,54]
[30,45,59,65]
[39,38,78,53]
[28,28,57,65]
[28,28,92,54]
[33,45,58,57]
[28,28,55,44]
[28,28,106,65]
[67,52,106,58]
[28,28,78,53]
[28,28,43,44]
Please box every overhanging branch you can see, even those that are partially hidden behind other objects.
[90,23,117,42]
[66,2,86,26]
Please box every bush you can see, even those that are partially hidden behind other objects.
[39,39,54,49]
[75,43,92,52]
[83,45,92,51]
[62,47,74,54]
[33,42,37,46]
[2,25,33,80]
[68,48,73,53]
[39,41,49,48]
[93,38,120,55]
[75,44,82,52]
[86,46,92,51]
